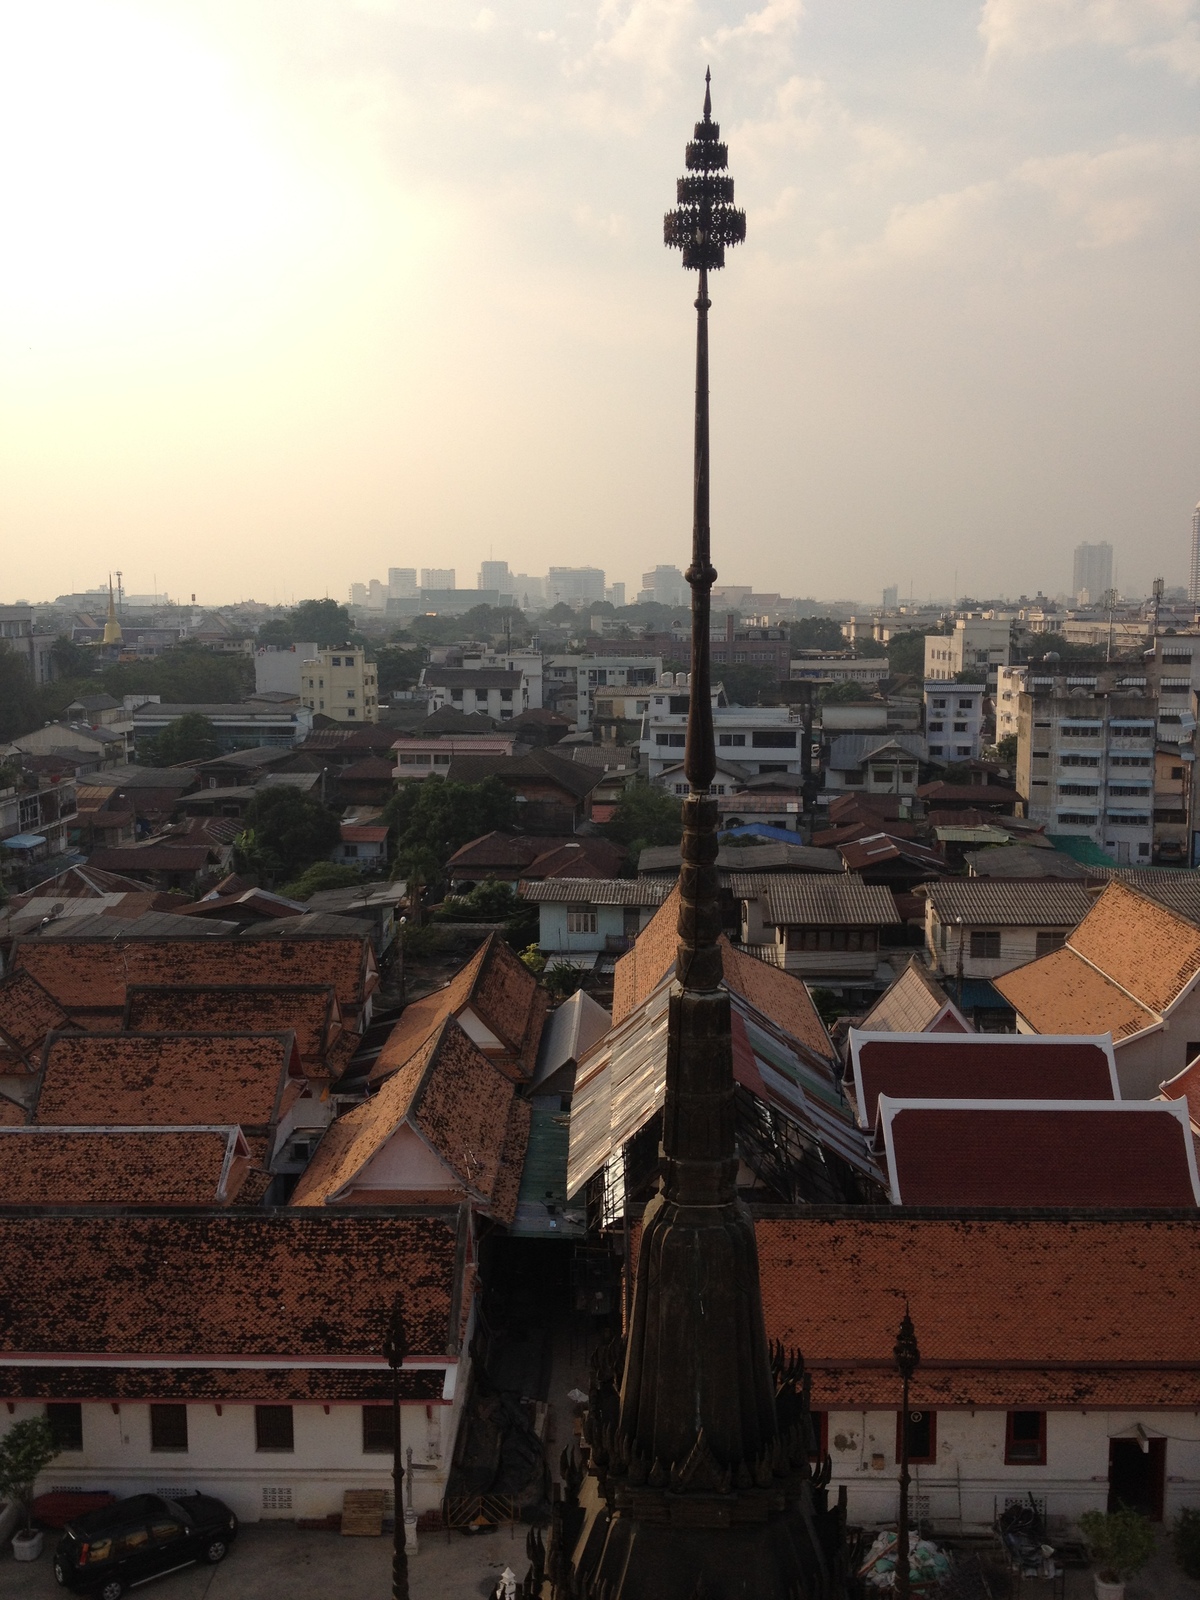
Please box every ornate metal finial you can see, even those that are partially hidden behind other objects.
[893,1303,920,1383]
[663,73,746,271]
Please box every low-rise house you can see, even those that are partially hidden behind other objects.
[85,842,224,895]
[291,1017,529,1219]
[995,879,1200,1097]
[652,757,752,800]
[837,834,944,890]
[11,722,129,768]
[0,1126,260,1206]
[131,702,313,755]
[822,735,928,799]
[575,658,662,732]
[752,1211,1200,1529]
[644,705,803,782]
[855,958,970,1035]
[334,756,396,807]
[0,771,79,871]
[422,667,528,722]
[392,735,517,779]
[518,878,673,964]
[919,778,1017,815]
[443,748,602,832]
[637,841,844,878]
[738,875,900,987]
[445,832,624,890]
[369,933,546,1089]
[921,879,1097,982]
[845,1029,1118,1128]
[962,842,1089,879]
[301,882,407,960]
[0,1210,471,1522]
[872,1097,1200,1207]
[332,819,389,873]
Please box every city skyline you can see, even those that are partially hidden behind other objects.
[2,3,1198,605]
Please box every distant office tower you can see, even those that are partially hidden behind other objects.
[546,566,606,606]
[388,568,417,598]
[1190,504,1200,605]
[882,585,898,609]
[512,573,546,609]
[1073,542,1113,605]
[367,578,387,610]
[639,565,688,608]
[421,568,455,590]
[606,582,626,608]
[478,561,513,594]
[349,583,368,608]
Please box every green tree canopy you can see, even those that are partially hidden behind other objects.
[143,712,220,768]
[883,629,935,678]
[602,781,682,857]
[718,664,782,707]
[818,679,876,703]
[101,643,253,705]
[789,616,847,651]
[381,777,519,878]
[374,645,425,696]
[257,599,355,648]
[236,787,341,883]
[995,733,1017,767]
[279,861,364,900]
[0,1415,59,1531]
[50,635,95,679]
[0,643,38,741]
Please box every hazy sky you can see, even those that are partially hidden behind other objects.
[2,0,1198,607]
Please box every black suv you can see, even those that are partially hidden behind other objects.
[54,1492,237,1598]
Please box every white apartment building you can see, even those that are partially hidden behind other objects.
[995,665,1027,742]
[1017,667,1156,863]
[642,699,802,781]
[301,646,379,724]
[790,656,890,687]
[576,657,662,731]
[605,583,626,608]
[421,667,528,721]
[924,682,984,761]
[546,567,605,607]
[477,561,513,595]
[421,568,455,589]
[924,617,1011,683]
[388,568,417,598]
[461,650,544,709]
[254,644,318,699]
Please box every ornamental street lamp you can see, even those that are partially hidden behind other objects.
[383,1293,409,1600]
[893,1306,921,1600]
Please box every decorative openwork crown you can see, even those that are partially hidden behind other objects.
[663,70,746,270]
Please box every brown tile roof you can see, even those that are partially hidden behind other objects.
[33,1033,304,1133]
[0,1127,256,1206]
[994,946,1155,1040]
[878,1101,1199,1207]
[611,887,681,1026]
[294,1018,529,1221]
[1070,879,1200,1013]
[848,1032,1117,1128]
[0,971,72,1071]
[0,1094,28,1125]
[754,1213,1200,1407]
[339,756,397,781]
[0,1365,442,1404]
[87,845,218,872]
[0,1210,467,1362]
[446,832,624,877]
[15,930,373,1017]
[370,934,546,1086]
[123,984,342,1073]
[1160,1056,1200,1127]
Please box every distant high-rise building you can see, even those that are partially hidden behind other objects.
[421,568,455,590]
[512,574,545,609]
[606,582,626,608]
[388,568,417,598]
[882,585,898,609]
[1190,504,1200,605]
[367,578,387,610]
[546,566,605,606]
[1073,541,1113,605]
[349,582,368,608]
[638,565,688,607]
[478,561,513,595]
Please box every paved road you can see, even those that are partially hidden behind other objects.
[0,1523,518,1599]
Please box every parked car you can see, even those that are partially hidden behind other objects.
[53,1492,237,1599]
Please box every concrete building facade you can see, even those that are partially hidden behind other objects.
[924,682,984,761]
[301,647,379,724]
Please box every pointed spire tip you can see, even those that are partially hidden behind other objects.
[703,66,711,119]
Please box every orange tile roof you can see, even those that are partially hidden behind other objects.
[34,1033,303,1132]
[0,1210,468,1363]
[1070,879,1200,1013]
[293,1018,529,1220]
[0,971,72,1071]
[123,984,342,1074]
[370,934,546,1086]
[754,1213,1200,1407]
[994,945,1155,1040]
[611,887,681,1025]
[0,1127,255,1205]
[1161,1056,1200,1127]
[15,932,372,1017]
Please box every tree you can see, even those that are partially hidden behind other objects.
[374,645,425,697]
[995,733,1017,768]
[819,679,875,703]
[50,635,94,678]
[236,787,341,883]
[539,602,578,625]
[603,782,682,857]
[143,712,220,768]
[0,1415,59,1532]
[884,629,934,678]
[381,777,519,878]
[718,664,782,707]
[257,599,355,648]
[851,636,888,659]
[0,643,38,741]
[789,617,846,652]
[279,861,364,900]
[101,643,253,705]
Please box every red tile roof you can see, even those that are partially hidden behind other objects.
[15,931,374,1018]
[0,1127,257,1206]
[878,1100,1199,1207]
[1162,1056,1200,1127]
[0,1210,468,1365]
[754,1213,1200,1407]
[33,1032,304,1132]
[123,984,343,1075]
[87,846,218,872]
[0,971,72,1071]
[341,824,389,843]
[0,1365,442,1404]
[847,1031,1117,1128]
[371,934,546,1086]
[293,1018,529,1221]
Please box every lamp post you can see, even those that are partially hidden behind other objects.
[893,1306,920,1600]
[383,1293,409,1600]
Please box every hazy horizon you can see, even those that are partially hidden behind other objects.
[3,1,1198,608]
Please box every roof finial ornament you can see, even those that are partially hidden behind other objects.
[703,66,712,119]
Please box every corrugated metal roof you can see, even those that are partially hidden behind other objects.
[531,990,612,1089]
[827,733,928,770]
[518,878,673,906]
[857,959,967,1035]
[637,842,844,876]
[760,877,900,928]
[510,1104,586,1237]
[923,879,1096,927]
